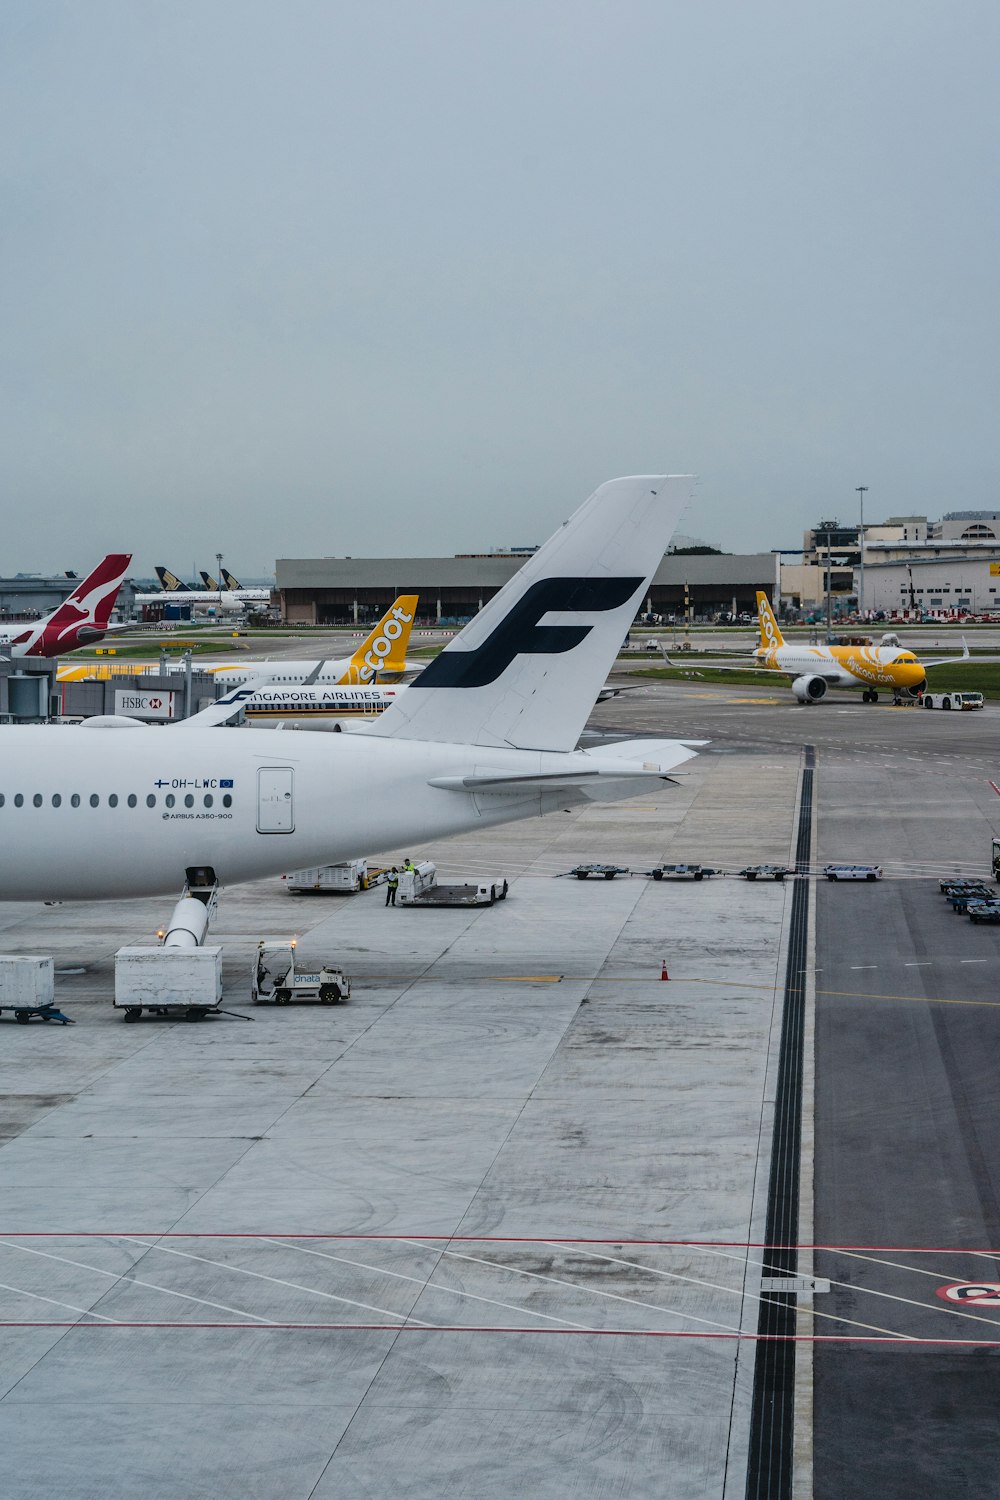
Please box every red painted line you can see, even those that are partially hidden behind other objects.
[0,1323,998,1344]
[1,1234,1000,1254]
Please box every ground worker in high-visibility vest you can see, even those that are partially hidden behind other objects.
[385,868,399,906]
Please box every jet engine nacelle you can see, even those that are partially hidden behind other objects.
[792,674,828,703]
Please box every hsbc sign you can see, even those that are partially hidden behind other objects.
[114,688,177,721]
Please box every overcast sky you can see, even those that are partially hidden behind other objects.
[1,0,997,577]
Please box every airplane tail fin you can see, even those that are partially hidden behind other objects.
[756,591,785,649]
[221,568,243,591]
[365,475,693,751]
[22,553,133,657]
[200,571,219,591]
[157,567,189,592]
[339,595,419,683]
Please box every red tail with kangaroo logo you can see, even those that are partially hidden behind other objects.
[16,554,133,658]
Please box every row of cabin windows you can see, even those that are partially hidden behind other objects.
[0,792,233,810]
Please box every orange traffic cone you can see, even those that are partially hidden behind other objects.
[660,960,669,981]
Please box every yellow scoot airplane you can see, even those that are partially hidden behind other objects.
[662,592,971,704]
[57,596,420,687]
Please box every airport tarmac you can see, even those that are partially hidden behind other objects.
[2,681,999,1496]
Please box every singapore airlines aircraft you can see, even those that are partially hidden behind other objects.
[663,592,971,703]
[192,675,638,730]
[0,554,132,659]
[0,476,701,901]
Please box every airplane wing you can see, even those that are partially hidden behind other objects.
[917,636,1000,666]
[659,648,790,677]
[596,684,645,701]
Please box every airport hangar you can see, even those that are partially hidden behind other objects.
[275,551,780,625]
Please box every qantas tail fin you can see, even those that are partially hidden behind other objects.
[221,568,243,591]
[156,567,189,592]
[21,553,133,658]
[756,591,785,649]
[365,475,693,751]
[200,571,219,591]
[339,595,419,683]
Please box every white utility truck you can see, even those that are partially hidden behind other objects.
[252,941,351,1005]
[921,691,984,710]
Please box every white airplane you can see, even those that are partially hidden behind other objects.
[135,564,270,613]
[0,475,701,901]
[55,595,421,687]
[198,595,421,686]
[663,591,972,703]
[0,554,133,659]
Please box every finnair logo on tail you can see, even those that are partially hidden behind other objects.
[413,577,643,690]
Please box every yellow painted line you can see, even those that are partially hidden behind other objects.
[815,987,1000,1009]
[493,975,563,983]
[347,974,1000,1007]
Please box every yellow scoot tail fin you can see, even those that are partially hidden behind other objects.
[340,595,419,683]
[756,591,785,649]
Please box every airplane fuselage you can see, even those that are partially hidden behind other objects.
[0,725,694,901]
[756,644,926,692]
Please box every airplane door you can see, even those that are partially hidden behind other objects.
[257,767,294,833]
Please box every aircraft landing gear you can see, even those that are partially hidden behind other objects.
[862,689,879,703]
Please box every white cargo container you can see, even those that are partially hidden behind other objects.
[114,945,223,1021]
[0,956,55,1008]
[283,860,367,894]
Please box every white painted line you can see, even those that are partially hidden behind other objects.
[850,965,878,970]
[904,962,933,967]
[960,959,989,964]
[120,1236,438,1328]
[261,1237,591,1330]
[0,1238,274,1324]
[401,1238,745,1336]
[0,1278,120,1324]
[833,1251,1000,1330]
[564,1243,913,1341]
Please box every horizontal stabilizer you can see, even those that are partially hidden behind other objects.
[428,737,701,799]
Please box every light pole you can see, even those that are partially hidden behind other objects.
[856,486,868,618]
[216,552,223,590]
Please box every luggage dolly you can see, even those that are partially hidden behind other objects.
[2,1003,74,1025]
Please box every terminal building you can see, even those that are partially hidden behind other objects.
[0,573,137,621]
[781,510,1000,616]
[275,551,780,625]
